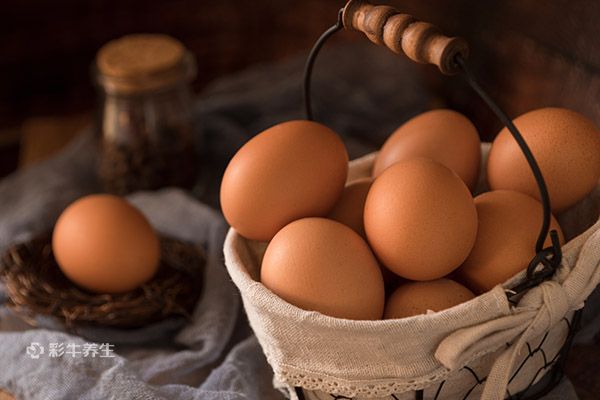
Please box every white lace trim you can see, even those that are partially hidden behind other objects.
[276,368,450,398]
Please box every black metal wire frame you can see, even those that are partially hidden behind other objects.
[454,56,562,298]
[296,6,582,400]
[303,8,344,121]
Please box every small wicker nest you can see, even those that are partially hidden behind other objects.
[0,233,205,329]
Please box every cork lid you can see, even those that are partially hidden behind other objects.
[96,34,196,94]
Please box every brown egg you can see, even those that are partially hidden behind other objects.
[220,120,348,241]
[52,194,160,294]
[487,108,600,212]
[364,158,478,281]
[373,109,481,190]
[384,279,475,318]
[324,177,397,290]
[327,178,372,238]
[261,218,385,320]
[455,190,564,294]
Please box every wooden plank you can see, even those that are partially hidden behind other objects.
[19,114,90,168]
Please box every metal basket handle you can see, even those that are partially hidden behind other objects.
[303,0,562,299]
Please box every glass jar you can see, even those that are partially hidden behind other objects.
[95,34,197,195]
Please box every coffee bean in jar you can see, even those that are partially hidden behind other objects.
[95,34,197,195]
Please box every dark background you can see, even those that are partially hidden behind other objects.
[0,1,599,399]
[1,0,599,177]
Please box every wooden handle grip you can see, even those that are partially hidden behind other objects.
[342,0,469,75]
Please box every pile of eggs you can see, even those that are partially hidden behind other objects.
[220,108,600,320]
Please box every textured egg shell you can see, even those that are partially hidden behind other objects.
[260,218,385,320]
[455,190,564,294]
[220,120,348,241]
[52,194,160,294]
[364,158,478,281]
[327,178,372,238]
[373,109,481,190]
[487,108,600,212]
[384,279,475,318]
